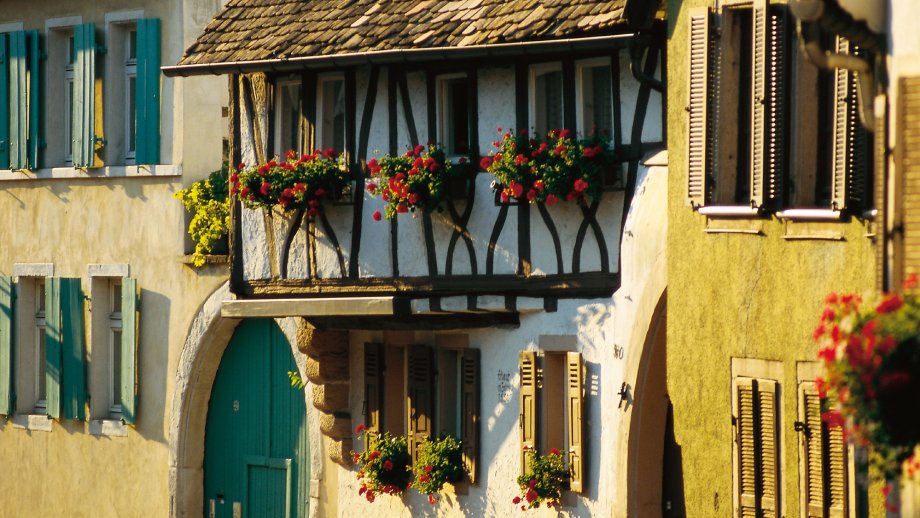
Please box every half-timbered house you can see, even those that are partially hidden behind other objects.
[166,0,669,516]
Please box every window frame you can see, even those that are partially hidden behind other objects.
[87,263,132,430]
[273,76,303,158]
[529,62,564,138]
[64,34,76,165]
[315,72,345,155]
[574,57,614,138]
[124,28,138,163]
[435,72,471,160]
[45,17,83,168]
[11,263,53,422]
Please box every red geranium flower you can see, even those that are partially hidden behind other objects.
[549,447,560,456]
[368,158,380,174]
[368,451,380,461]
[480,156,492,170]
[876,295,904,314]
[367,182,377,194]
[424,465,433,473]
[512,496,521,504]
[372,211,382,222]
[525,489,538,503]
[382,459,394,471]
[574,179,589,192]
[545,194,558,206]
[260,182,272,196]
[397,203,409,213]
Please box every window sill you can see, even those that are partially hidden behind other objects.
[775,209,843,222]
[179,254,230,266]
[11,414,52,432]
[0,164,182,181]
[89,419,128,437]
[697,205,761,218]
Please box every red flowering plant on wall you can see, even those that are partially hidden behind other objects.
[483,128,614,205]
[365,144,459,221]
[814,275,920,480]
[513,447,569,511]
[230,149,350,219]
[351,426,413,502]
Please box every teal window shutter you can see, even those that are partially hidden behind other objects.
[135,19,160,165]
[73,24,96,168]
[26,29,40,169]
[0,33,10,169]
[44,277,61,419]
[0,276,14,416]
[8,30,27,170]
[120,278,138,424]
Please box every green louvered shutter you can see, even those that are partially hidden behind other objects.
[44,277,62,419]
[120,278,138,424]
[73,24,96,167]
[27,30,39,169]
[8,31,27,170]
[135,19,160,165]
[0,33,9,169]
[0,276,13,416]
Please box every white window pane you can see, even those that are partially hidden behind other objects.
[582,65,613,137]
[535,70,563,137]
[276,82,302,155]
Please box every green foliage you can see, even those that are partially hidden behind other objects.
[287,370,305,390]
[414,434,464,503]
[514,448,569,510]
[351,430,413,502]
[483,128,615,206]
[366,143,460,220]
[231,149,351,218]
[815,276,920,479]
[174,168,230,267]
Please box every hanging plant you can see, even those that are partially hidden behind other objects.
[351,427,413,503]
[513,447,569,510]
[483,128,615,205]
[174,167,230,267]
[230,149,351,218]
[814,274,920,480]
[365,143,460,221]
[414,435,464,505]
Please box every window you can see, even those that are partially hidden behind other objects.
[316,75,345,153]
[0,29,40,170]
[13,276,47,414]
[363,339,480,482]
[686,6,871,214]
[436,74,471,157]
[274,78,302,157]
[64,34,76,164]
[530,63,564,138]
[576,58,614,137]
[88,268,138,425]
[732,376,780,518]
[125,29,137,162]
[519,350,585,492]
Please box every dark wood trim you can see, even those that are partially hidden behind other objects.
[398,72,420,147]
[422,212,439,276]
[302,69,317,153]
[304,311,521,331]
[445,65,479,277]
[387,66,400,277]
[467,64,480,162]
[229,75,245,295]
[486,203,509,275]
[572,200,610,273]
[536,203,564,275]
[351,65,379,278]
[562,57,577,132]
[244,271,619,300]
[517,203,532,276]
[307,218,318,279]
[514,62,532,276]
[611,50,623,151]
[280,208,306,279]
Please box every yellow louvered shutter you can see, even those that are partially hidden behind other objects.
[899,75,920,281]
[566,352,584,493]
[826,424,848,518]
[687,8,710,207]
[736,377,759,517]
[519,350,537,475]
[800,384,826,518]
[460,348,480,484]
[749,0,768,208]
[407,345,433,465]
[758,379,779,518]
[363,342,383,450]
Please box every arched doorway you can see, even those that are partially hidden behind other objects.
[203,319,310,518]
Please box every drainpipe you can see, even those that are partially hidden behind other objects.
[790,0,881,130]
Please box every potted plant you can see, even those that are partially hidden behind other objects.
[814,275,920,483]
[230,149,351,219]
[174,167,230,267]
[351,426,413,503]
[482,128,615,206]
[513,447,569,510]
[414,435,464,505]
[365,143,459,221]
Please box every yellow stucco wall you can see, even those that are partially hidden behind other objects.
[666,1,883,516]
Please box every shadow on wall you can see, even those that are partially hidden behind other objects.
[134,288,170,445]
[662,401,687,518]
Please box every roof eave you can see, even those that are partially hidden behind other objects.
[162,33,637,77]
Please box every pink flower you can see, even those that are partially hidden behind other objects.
[817,346,836,364]
[574,179,589,192]
[372,211,382,222]
[496,127,502,133]
[382,459,394,471]
[821,410,844,428]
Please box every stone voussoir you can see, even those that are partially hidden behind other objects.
[328,437,355,467]
[296,321,348,356]
[312,383,349,413]
[319,411,352,440]
[304,354,349,384]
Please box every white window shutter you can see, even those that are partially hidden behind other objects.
[519,350,537,475]
[749,0,769,209]
[566,352,584,493]
[687,8,710,207]
[757,379,779,518]
[765,6,788,206]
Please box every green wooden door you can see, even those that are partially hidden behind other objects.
[204,319,310,518]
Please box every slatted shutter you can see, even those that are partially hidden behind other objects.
[687,8,710,207]
[566,352,584,493]
[830,37,871,212]
[27,30,39,169]
[135,19,161,165]
[757,380,779,518]
[460,348,480,484]
[8,31,28,170]
[519,350,537,474]
[764,6,788,206]
[73,24,97,168]
[44,277,62,419]
[800,384,826,518]
[736,377,759,517]
[407,345,433,465]
[0,33,9,169]
[119,278,139,424]
[363,343,383,450]
[57,278,86,421]
[0,276,13,415]
[748,0,768,208]
[899,75,920,280]
[826,423,848,518]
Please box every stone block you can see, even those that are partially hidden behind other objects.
[311,383,349,412]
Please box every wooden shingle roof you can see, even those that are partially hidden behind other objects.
[176,0,632,68]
